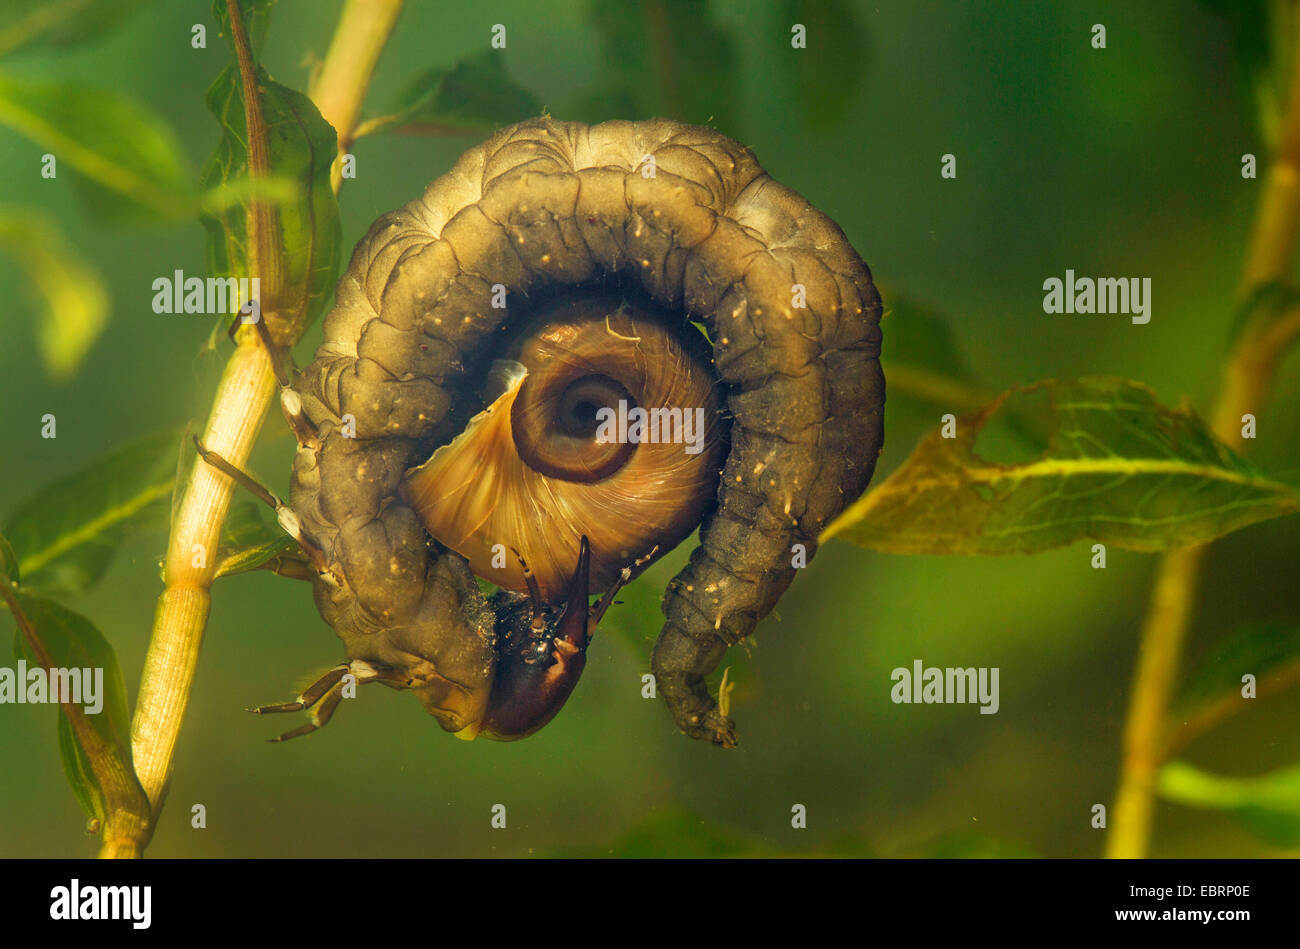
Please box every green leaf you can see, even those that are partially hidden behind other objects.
[0,206,110,382]
[4,431,180,596]
[212,0,274,58]
[9,590,132,825]
[823,378,1300,555]
[0,74,193,223]
[880,296,993,412]
[1159,760,1300,847]
[879,296,1048,451]
[1178,624,1300,708]
[199,62,341,333]
[371,51,540,137]
[213,501,298,579]
[198,173,299,217]
[775,0,868,128]
[58,712,104,824]
[0,531,18,582]
[584,0,738,131]
[1198,0,1288,145]
[0,0,148,59]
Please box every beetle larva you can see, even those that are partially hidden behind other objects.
[253,117,882,746]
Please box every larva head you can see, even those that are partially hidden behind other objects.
[470,537,593,741]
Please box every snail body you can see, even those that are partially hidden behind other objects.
[284,117,883,745]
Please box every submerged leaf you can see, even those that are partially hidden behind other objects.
[1178,624,1300,709]
[8,590,132,825]
[212,0,273,58]
[880,296,993,412]
[0,0,149,58]
[213,501,298,579]
[823,378,1300,554]
[57,712,103,823]
[199,61,340,335]
[1159,760,1300,846]
[373,51,540,136]
[4,431,179,596]
[0,206,110,381]
[0,74,192,222]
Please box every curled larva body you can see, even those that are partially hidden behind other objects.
[289,117,884,745]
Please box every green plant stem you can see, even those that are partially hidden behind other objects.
[126,344,276,832]
[310,0,406,193]
[111,0,400,859]
[1106,15,1300,859]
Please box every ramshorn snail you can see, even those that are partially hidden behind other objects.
[201,117,884,746]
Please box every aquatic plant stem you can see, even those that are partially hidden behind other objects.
[1106,15,1300,859]
[111,0,402,859]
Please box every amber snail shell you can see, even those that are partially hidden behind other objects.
[399,290,726,601]
[289,117,884,745]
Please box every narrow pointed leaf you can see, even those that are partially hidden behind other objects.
[1159,760,1300,846]
[212,0,273,58]
[199,61,340,333]
[1178,624,1300,709]
[0,206,110,381]
[9,590,132,824]
[4,431,180,596]
[0,74,193,222]
[0,0,149,58]
[374,51,540,136]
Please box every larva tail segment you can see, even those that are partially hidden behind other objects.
[650,623,739,748]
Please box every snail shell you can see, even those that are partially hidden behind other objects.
[290,117,884,745]
[399,289,726,601]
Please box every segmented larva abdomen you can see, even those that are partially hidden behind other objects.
[290,117,884,743]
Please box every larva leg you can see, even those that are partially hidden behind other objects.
[264,687,345,742]
[248,663,350,715]
[250,660,384,742]
[233,310,320,450]
[260,550,316,582]
[192,435,339,588]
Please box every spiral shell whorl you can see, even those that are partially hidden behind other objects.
[291,117,884,743]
